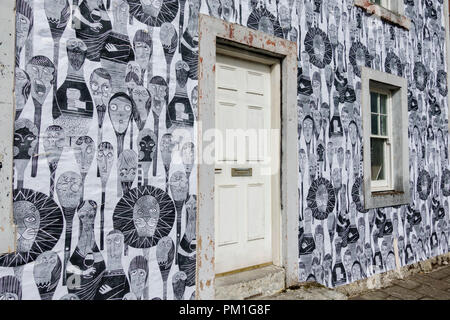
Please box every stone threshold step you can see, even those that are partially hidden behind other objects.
[215,265,285,300]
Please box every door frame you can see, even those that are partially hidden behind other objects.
[196,14,299,299]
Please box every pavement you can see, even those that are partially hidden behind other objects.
[264,265,450,300]
[350,265,450,300]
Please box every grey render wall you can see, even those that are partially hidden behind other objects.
[0,0,449,300]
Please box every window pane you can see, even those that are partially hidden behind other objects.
[371,92,378,113]
[371,138,386,181]
[380,115,388,136]
[380,94,387,114]
[371,114,379,135]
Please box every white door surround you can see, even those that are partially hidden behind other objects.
[197,14,299,300]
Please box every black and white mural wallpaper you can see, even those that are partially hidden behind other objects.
[2,0,449,299]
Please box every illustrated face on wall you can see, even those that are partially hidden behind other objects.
[185,195,197,242]
[133,195,160,237]
[279,5,291,30]
[67,38,87,71]
[332,168,342,190]
[364,245,372,262]
[169,171,189,202]
[33,251,58,287]
[329,24,337,44]
[172,271,187,300]
[161,134,175,164]
[141,0,162,18]
[129,267,147,298]
[298,264,307,282]
[109,95,132,134]
[16,13,31,53]
[337,147,344,167]
[56,171,83,209]
[299,149,307,174]
[303,116,314,144]
[312,261,322,281]
[189,0,201,17]
[182,142,195,168]
[258,16,274,35]
[78,201,97,231]
[175,61,190,88]
[343,252,352,272]
[134,34,152,70]
[149,81,167,117]
[26,57,55,105]
[43,125,65,165]
[316,184,329,213]
[74,136,95,174]
[90,71,112,107]
[301,51,310,74]
[125,61,142,93]
[191,86,198,120]
[132,86,151,124]
[348,122,358,146]
[14,120,38,160]
[44,0,68,21]
[207,0,221,17]
[351,263,361,280]
[313,35,326,62]
[438,72,447,92]
[138,131,157,162]
[106,231,124,260]
[160,23,176,52]
[156,236,173,265]
[358,223,365,241]
[59,293,80,300]
[15,68,30,110]
[312,74,321,98]
[0,277,21,300]
[14,201,40,252]
[118,150,137,183]
[386,252,396,270]
[97,142,114,183]
[398,237,405,252]
[113,0,129,25]
[305,2,313,27]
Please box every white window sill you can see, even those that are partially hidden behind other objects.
[354,0,411,30]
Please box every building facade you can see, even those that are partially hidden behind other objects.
[0,0,448,300]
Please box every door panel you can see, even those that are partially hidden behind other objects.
[217,185,239,247]
[247,183,266,241]
[215,53,276,274]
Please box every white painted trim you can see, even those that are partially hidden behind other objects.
[197,14,298,300]
[369,88,394,192]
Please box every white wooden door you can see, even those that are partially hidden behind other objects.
[214,54,276,274]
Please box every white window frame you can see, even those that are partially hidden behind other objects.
[369,88,394,192]
[361,67,411,209]
[371,0,390,10]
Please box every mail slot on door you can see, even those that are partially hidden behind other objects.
[231,168,253,177]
